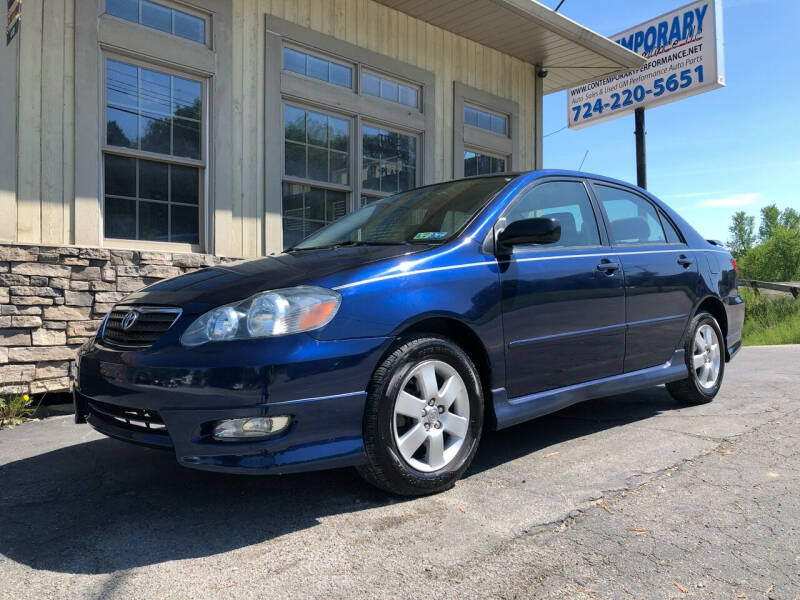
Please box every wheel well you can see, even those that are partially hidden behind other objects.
[394,317,495,426]
[695,296,729,357]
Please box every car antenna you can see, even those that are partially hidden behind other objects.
[578,150,589,170]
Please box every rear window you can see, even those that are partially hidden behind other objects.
[594,185,666,245]
[659,209,683,244]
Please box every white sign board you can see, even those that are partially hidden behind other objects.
[567,0,724,129]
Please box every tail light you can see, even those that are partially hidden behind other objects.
[730,257,739,276]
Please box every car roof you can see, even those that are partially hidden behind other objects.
[469,169,646,193]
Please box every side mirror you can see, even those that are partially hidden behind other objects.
[496,217,561,254]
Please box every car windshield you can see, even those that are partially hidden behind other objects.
[289,176,515,251]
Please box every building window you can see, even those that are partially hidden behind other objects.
[284,105,350,185]
[104,156,199,243]
[106,0,207,44]
[283,46,353,89]
[282,104,351,247]
[362,71,419,109]
[104,57,204,245]
[453,82,518,180]
[106,59,202,159]
[464,104,508,136]
[361,125,418,205]
[267,17,435,253]
[282,184,347,249]
[464,150,506,177]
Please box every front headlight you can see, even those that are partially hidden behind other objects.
[180,286,341,347]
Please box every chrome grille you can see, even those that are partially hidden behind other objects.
[103,306,182,348]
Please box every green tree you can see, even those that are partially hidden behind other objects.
[740,226,800,282]
[779,207,800,231]
[759,204,781,241]
[727,211,756,259]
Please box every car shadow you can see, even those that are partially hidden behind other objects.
[0,386,681,575]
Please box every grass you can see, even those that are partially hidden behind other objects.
[740,287,800,346]
[0,393,37,429]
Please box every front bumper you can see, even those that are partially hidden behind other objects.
[74,333,392,474]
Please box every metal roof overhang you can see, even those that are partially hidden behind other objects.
[372,0,645,93]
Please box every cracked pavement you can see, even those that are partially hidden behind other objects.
[1,346,798,599]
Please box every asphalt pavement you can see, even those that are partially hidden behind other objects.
[1,346,798,599]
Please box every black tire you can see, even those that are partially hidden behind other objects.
[357,334,484,496]
[666,312,725,405]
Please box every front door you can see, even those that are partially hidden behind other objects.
[591,182,699,372]
[499,179,626,399]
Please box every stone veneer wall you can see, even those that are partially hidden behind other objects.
[0,244,239,395]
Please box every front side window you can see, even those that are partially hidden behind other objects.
[106,0,206,44]
[464,150,506,177]
[104,58,204,244]
[594,185,666,245]
[505,181,601,248]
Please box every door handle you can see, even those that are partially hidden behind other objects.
[677,255,694,268]
[596,259,620,274]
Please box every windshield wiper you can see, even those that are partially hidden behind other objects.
[289,240,410,251]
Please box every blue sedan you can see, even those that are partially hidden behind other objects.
[74,171,744,495]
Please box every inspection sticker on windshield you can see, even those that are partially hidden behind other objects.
[413,231,447,241]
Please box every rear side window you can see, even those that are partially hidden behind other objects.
[659,209,683,244]
[505,181,601,248]
[594,185,666,245]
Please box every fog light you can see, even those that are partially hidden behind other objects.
[212,416,291,441]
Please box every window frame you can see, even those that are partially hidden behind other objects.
[588,181,675,248]
[496,177,607,254]
[103,0,211,47]
[453,82,519,180]
[266,16,436,253]
[100,49,208,252]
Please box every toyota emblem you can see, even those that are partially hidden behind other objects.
[120,310,139,330]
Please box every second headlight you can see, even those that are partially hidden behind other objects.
[180,286,341,346]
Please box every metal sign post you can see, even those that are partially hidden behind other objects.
[634,107,646,189]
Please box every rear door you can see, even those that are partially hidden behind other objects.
[590,182,699,372]
[498,178,626,398]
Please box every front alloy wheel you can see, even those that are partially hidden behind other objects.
[392,360,471,472]
[358,334,483,496]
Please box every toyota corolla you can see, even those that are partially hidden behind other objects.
[74,171,744,495]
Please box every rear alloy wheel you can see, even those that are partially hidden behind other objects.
[666,312,725,405]
[358,335,483,496]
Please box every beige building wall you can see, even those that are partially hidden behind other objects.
[4,0,538,258]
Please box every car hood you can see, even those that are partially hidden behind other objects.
[120,245,425,314]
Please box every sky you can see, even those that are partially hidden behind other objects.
[537,0,800,242]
